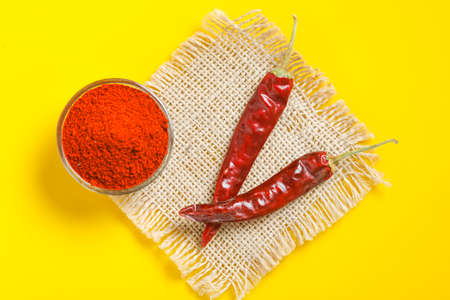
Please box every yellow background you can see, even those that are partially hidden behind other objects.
[2,0,449,299]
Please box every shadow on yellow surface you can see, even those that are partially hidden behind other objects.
[36,132,186,283]
[38,134,115,219]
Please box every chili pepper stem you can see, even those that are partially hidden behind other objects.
[272,15,297,78]
[330,139,398,165]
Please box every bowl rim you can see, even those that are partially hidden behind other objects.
[56,78,174,195]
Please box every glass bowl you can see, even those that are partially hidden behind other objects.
[57,78,173,195]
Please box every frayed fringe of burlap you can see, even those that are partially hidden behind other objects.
[112,9,384,299]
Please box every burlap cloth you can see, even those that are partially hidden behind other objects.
[112,10,384,299]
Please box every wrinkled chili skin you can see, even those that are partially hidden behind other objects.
[181,152,332,223]
[202,72,294,245]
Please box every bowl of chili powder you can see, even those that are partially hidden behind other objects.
[57,78,173,195]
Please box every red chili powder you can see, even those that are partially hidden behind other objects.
[62,84,169,190]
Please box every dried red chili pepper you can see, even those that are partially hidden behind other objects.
[201,16,298,247]
[180,140,397,223]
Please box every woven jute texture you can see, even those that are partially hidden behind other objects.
[112,10,384,299]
